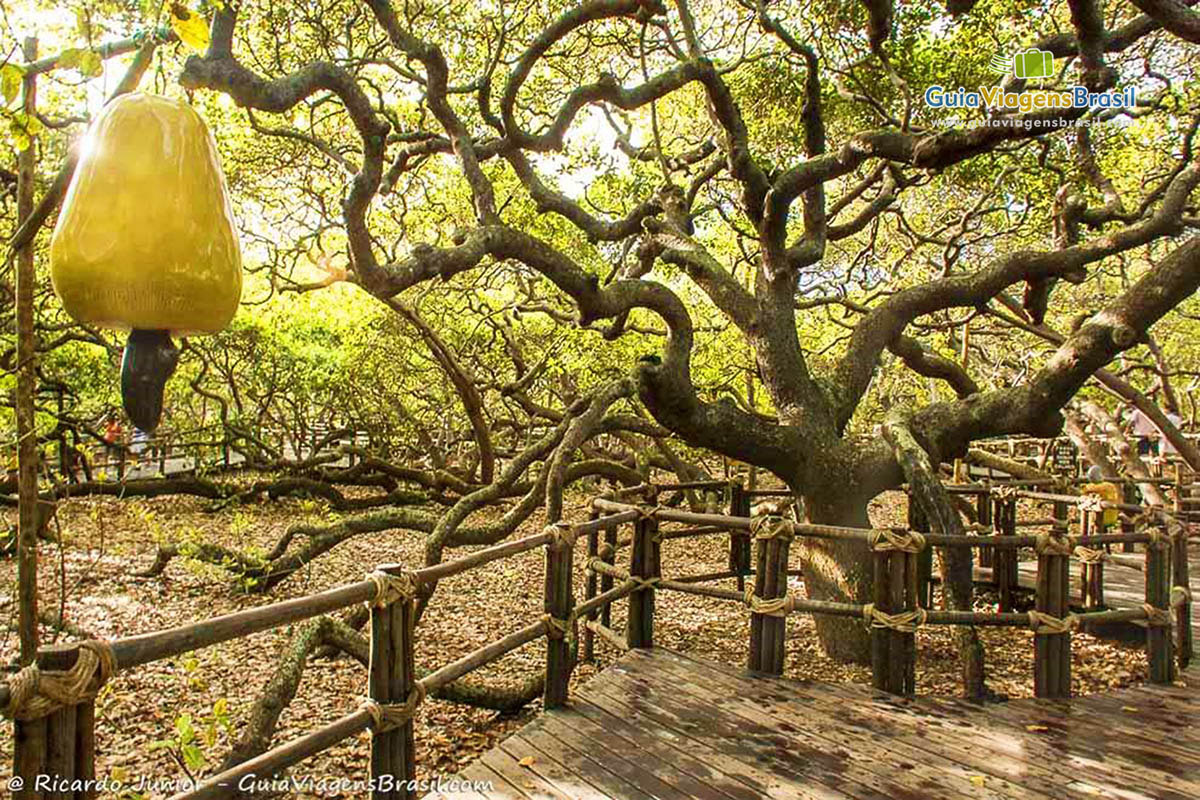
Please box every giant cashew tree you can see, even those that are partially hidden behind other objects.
[162,0,1200,677]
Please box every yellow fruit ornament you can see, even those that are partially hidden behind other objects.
[50,93,242,433]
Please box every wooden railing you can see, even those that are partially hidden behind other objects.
[1,509,638,800]
[580,480,1193,697]
[3,475,1194,798]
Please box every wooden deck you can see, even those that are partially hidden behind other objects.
[427,647,1200,799]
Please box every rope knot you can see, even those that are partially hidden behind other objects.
[1035,532,1074,556]
[543,522,577,549]
[543,614,573,640]
[363,681,427,732]
[750,515,792,542]
[1027,610,1077,635]
[1171,585,1192,609]
[993,486,1019,501]
[743,588,795,618]
[869,528,926,553]
[1140,603,1172,627]
[3,639,117,721]
[861,603,927,632]
[1073,545,1107,564]
[1077,494,1105,514]
[368,570,418,608]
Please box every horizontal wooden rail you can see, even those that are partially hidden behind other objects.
[592,498,1175,550]
[171,707,374,800]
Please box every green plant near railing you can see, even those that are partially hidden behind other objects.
[147,700,233,777]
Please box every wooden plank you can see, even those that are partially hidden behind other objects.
[479,745,576,800]
[570,697,766,800]
[654,649,1147,800]
[503,727,653,800]
[535,712,701,800]
[601,661,942,799]
[634,650,1052,800]
[582,676,849,799]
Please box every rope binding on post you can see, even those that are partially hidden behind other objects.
[1027,611,1077,635]
[860,603,927,633]
[362,680,428,733]
[543,521,578,549]
[543,613,573,640]
[1140,603,1172,628]
[1035,531,1074,556]
[367,569,418,608]
[1171,585,1193,608]
[869,528,926,553]
[3,639,117,721]
[743,588,795,618]
[1073,545,1107,564]
[750,515,793,542]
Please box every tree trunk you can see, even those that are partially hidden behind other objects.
[799,495,872,665]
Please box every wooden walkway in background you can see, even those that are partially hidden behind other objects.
[429,647,1200,800]
[975,543,1200,644]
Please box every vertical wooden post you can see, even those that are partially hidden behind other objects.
[1034,540,1071,698]
[600,523,617,631]
[1172,522,1193,671]
[870,547,891,692]
[1145,525,1175,685]
[1121,482,1138,552]
[994,499,1016,612]
[369,594,416,799]
[627,514,659,649]
[748,520,791,676]
[544,526,575,708]
[728,479,750,592]
[907,497,932,608]
[13,36,46,799]
[976,485,993,567]
[582,511,599,663]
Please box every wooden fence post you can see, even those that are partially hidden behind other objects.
[1145,524,1175,684]
[11,643,101,799]
[600,522,617,632]
[992,498,1017,612]
[544,524,575,709]
[1121,482,1138,552]
[582,510,599,663]
[627,514,659,649]
[747,518,792,676]
[728,479,751,592]
[369,591,416,800]
[1034,534,1071,698]
[869,542,917,695]
[1172,521,1193,671]
[1078,509,1105,609]
[907,498,933,608]
[976,485,993,567]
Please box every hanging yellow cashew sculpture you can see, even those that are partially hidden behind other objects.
[50,93,242,433]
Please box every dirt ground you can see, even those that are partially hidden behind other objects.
[0,487,1153,798]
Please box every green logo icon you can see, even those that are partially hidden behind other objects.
[988,49,1055,79]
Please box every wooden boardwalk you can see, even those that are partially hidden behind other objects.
[975,543,1200,644]
[428,647,1199,800]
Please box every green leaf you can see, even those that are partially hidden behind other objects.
[175,713,195,744]
[1,64,23,105]
[57,48,84,70]
[78,51,103,78]
[170,4,211,53]
[182,743,205,772]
